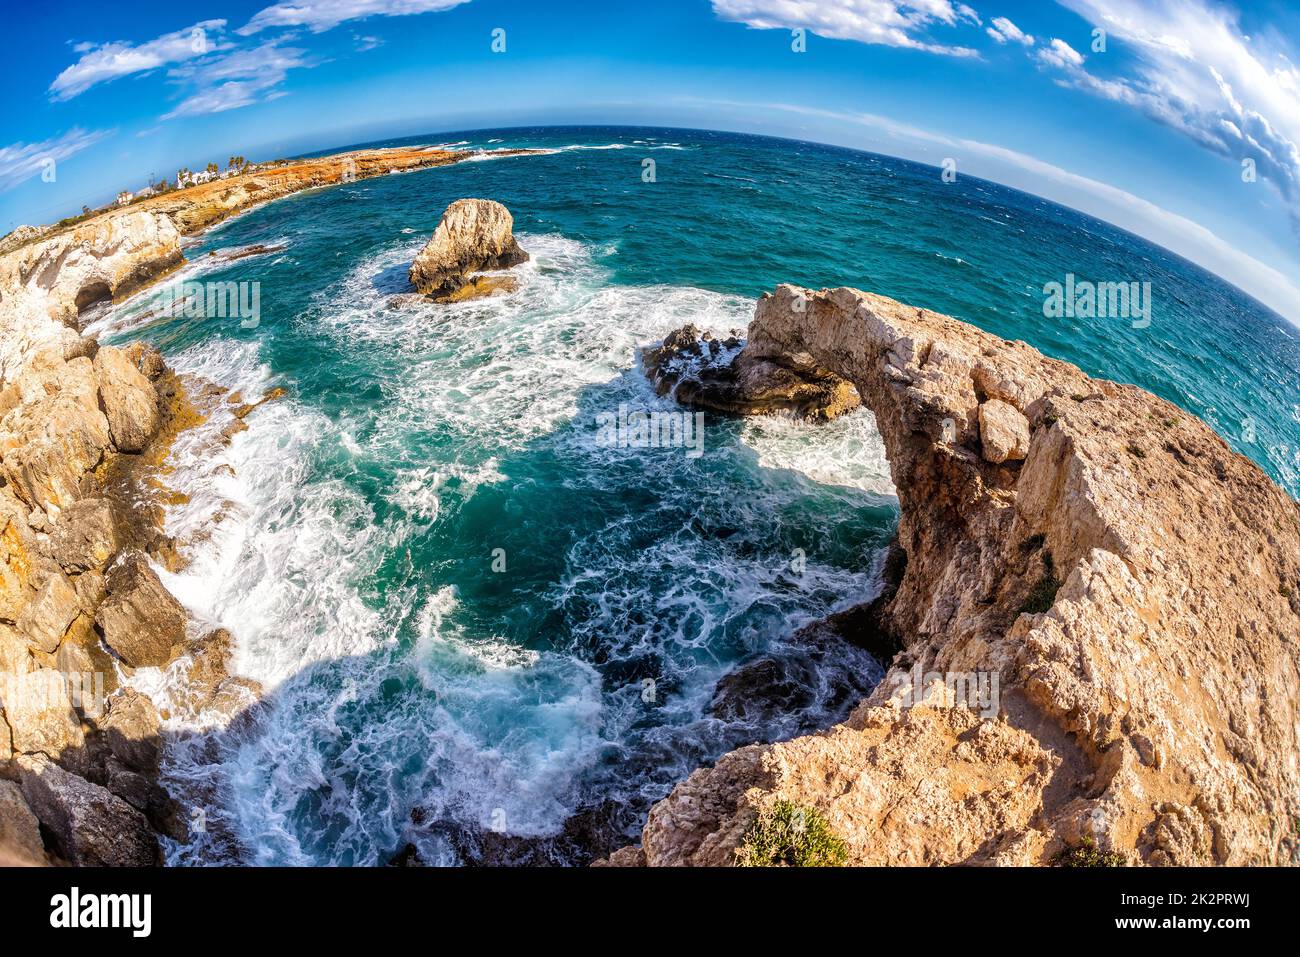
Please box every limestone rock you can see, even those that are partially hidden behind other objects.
[48,497,119,573]
[408,199,529,299]
[978,398,1030,464]
[100,688,162,773]
[0,779,46,866]
[15,570,79,653]
[1,668,85,759]
[94,344,161,453]
[97,553,187,667]
[624,284,1300,866]
[643,323,860,423]
[0,390,110,510]
[17,753,161,866]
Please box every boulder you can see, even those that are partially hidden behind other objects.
[48,497,119,573]
[1,667,85,758]
[97,553,187,667]
[94,344,161,453]
[408,199,529,299]
[100,688,162,772]
[16,753,161,866]
[0,392,111,510]
[15,570,79,654]
[0,779,46,866]
[978,398,1031,464]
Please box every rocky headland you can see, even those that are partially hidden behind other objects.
[606,284,1300,867]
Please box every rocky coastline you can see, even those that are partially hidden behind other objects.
[604,284,1300,867]
[0,146,515,865]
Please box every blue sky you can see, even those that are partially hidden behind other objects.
[3,0,1299,321]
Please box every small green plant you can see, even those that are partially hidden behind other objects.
[1280,583,1293,599]
[1021,552,1061,614]
[1053,837,1126,867]
[1070,393,1089,402]
[1127,443,1147,459]
[735,800,848,867]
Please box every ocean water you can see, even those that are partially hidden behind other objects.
[88,126,1300,866]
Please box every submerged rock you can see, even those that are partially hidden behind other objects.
[408,199,529,300]
[643,323,859,423]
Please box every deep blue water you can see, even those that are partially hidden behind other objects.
[91,126,1300,866]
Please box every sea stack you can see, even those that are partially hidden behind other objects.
[409,198,529,302]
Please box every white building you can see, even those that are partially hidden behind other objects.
[116,191,134,206]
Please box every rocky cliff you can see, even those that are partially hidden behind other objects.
[613,284,1300,867]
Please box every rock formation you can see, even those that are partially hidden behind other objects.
[408,199,529,301]
[618,284,1300,866]
[643,323,859,423]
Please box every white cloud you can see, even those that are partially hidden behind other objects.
[986,16,1033,46]
[50,20,228,100]
[239,0,472,36]
[711,0,983,57]
[1036,37,1084,69]
[0,128,114,192]
[680,96,1300,325]
[161,40,316,119]
[1042,0,1300,216]
[353,34,385,52]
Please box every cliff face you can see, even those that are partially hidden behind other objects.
[624,285,1300,866]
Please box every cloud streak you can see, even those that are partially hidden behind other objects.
[238,0,472,36]
[0,128,114,192]
[711,0,983,57]
[1040,0,1300,219]
[50,20,228,100]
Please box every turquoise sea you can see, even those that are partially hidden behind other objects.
[89,126,1300,865]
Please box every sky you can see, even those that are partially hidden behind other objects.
[3,0,1299,323]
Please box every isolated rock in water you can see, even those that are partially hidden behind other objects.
[94,345,160,453]
[623,284,1300,866]
[643,324,860,423]
[17,753,161,866]
[978,397,1030,463]
[0,779,46,865]
[97,553,187,667]
[408,199,529,300]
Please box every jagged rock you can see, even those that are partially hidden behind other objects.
[0,389,111,510]
[408,199,529,299]
[48,498,119,573]
[622,284,1300,866]
[100,688,162,773]
[123,341,166,380]
[97,553,187,667]
[978,398,1030,464]
[17,753,161,866]
[15,570,79,654]
[643,323,860,423]
[0,779,46,866]
[94,345,161,453]
[1,668,85,759]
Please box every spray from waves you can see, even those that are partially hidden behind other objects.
[116,228,895,865]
